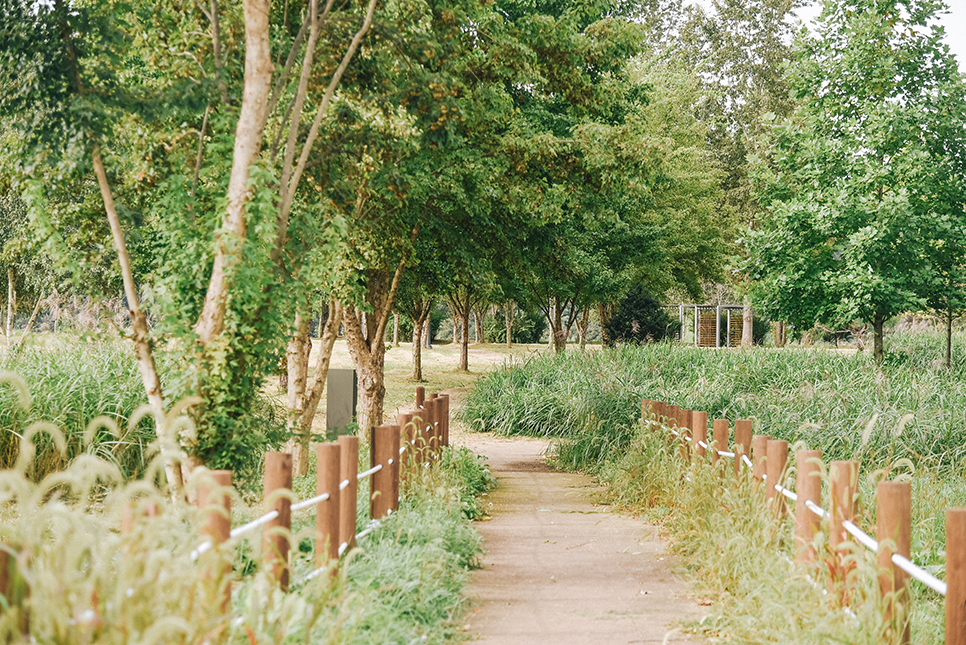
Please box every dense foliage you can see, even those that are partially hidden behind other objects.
[602,284,679,344]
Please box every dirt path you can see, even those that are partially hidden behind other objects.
[455,432,704,645]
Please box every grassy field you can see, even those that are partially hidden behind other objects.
[462,332,966,643]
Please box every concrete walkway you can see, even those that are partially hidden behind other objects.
[457,434,704,645]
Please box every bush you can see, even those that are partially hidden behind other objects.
[603,285,680,345]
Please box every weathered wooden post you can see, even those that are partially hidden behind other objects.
[263,452,293,588]
[440,394,450,447]
[390,424,401,510]
[691,411,708,459]
[878,481,911,645]
[370,425,394,520]
[398,411,415,469]
[425,398,439,459]
[712,419,729,468]
[338,435,359,555]
[752,435,770,482]
[734,419,753,477]
[795,449,822,565]
[415,386,425,409]
[316,443,341,564]
[829,460,859,600]
[947,508,966,645]
[765,440,788,514]
[198,470,232,611]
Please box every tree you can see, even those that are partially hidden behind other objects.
[747,0,966,364]
[603,284,679,344]
[678,0,806,343]
[0,0,379,489]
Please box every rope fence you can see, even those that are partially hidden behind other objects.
[641,398,961,644]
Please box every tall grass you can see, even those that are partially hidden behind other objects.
[0,441,491,643]
[0,336,284,483]
[462,333,966,642]
[462,332,966,472]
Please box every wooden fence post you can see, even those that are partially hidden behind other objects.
[440,394,450,447]
[878,481,911,645]
[390,424,401,510]
[370,425,393,520]
[752,435,770,482]
[691,411,708,459]
[198,469,232,611]
[734,419,753,477]
[415,386,425,409]
[338,435,359,555]
[765,440,788,515]
[398,412,415,470]
[316,443,341,564]
[947,508,966,645]
[263,452,293,589]
[829,460,859,601]
[795,449,822,565]
[425,398,439,459]
[712,419,729,468]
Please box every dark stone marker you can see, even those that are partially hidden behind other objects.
[327,368,358,438]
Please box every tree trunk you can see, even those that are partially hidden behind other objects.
[393,313,399,346]
[598,302,614,346]
[772,321,787,348]
[6,267,15,338]
[295,298,341,475]
[424,315,432,349]
[342,258,407,441]
[15,295,43,351]
[873,313,885,365]
[92,150,184,498]
[550,298,567,353]
[459,312,470,371]
[945,307,953,370]
[473,306,486,344]
[411,315,424,381]
[578,307,590,350]
[741,296,753,347]
[285,312,311,470]
[505,301,514,347]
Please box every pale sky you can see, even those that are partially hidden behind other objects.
[690,0,966,73]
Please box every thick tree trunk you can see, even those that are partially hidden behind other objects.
[873,313,885,365]
[411,315,424,381]
[424,316,432,348]
[6,267,15,338]
[295,299,341,475]
[741,296,753,347]
[598,303,614,346]
[342,258,407,441]
[194,0,273,345]
[505,301,514,347]
[285,312,311,469]
[93,150,184,498]
[772,321,787,348]
[393,313,399,346]
[945,308,953,370]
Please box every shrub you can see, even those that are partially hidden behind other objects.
[603,285,680,345]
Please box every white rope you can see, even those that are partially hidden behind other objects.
[291,492,330,512]
[805,499,829,520]
[338,541,348,556]
[697,440,708,449]
[358,464,382,480]
[892,553,947,595]
[189,540,212,561]
[229,510,279,539]
[339,478,350,491]
[842,520,879,553]
[742,454,754,468]
[669,428,680,437]
[718,450,736,458]
[388,458,394,466]
[399,446,406,455]
[356,520,381,541]
[684,435,693,442]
